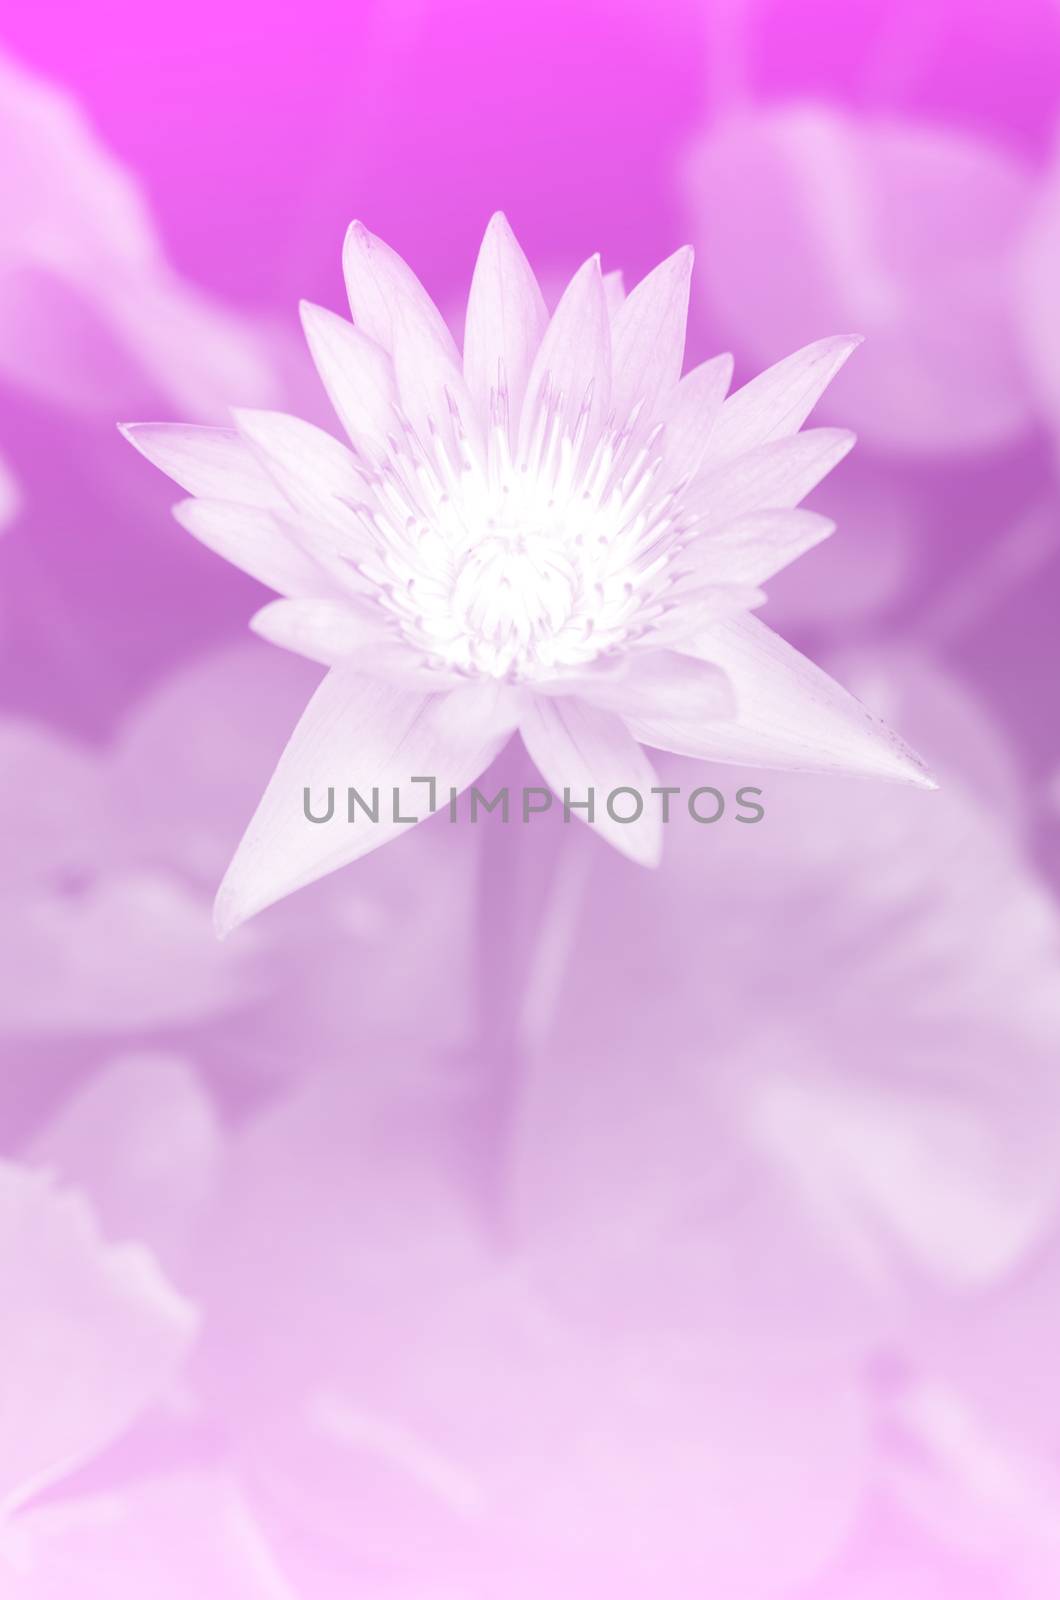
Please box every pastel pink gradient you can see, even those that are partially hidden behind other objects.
[2,2,1060,1595]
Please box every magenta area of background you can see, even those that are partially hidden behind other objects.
[3,2,1060,1597]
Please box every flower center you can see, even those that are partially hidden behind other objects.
[355,407,682,682]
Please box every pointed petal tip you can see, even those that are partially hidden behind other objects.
[342,219,377,266]
[910,763,940,792]
[118,421,155,452]
[169,496,195,529]
[212,880,246,941]
[829,332,865,367]
[298,299,349,343]
[879,734,938,791]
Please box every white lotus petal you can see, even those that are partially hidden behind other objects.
[602,268,625,316]
[342,219,458,363]
[463,211,549,434]
[120,424,280,507]
[628,612,935,784]
[520,696,661,866]
[675,509,835,588]
[644,584,767,649]
[685,427,855,528]
[518,255,611,462]
[565,650,735,728]
[231,408,368,505]
[231,408,374,559]
[609,246,693,426]
[249,596,390,666]
[706,336,862,463]
[172,499,340,599]
[392,317,482,461]
[299,302,398,462]
[214,674,517,934]
[657,354,734,480]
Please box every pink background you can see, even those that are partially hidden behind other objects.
[2,1,1060,1594]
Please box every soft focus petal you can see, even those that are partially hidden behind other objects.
[629,613,934,784]
[5,1474,295,1600]
[107,641,480,1059]
[0,50,279,418]
[214,674,517,933]
[1015,127,1060,455]
[0,719,108,892]
[513,685,1060,1305]
[0,453,20,531]
[760,456,916,630]
[0,872,261,1034]
[519,696,661,865]
[754,1075,1060,1292]
[0,1163,195,1516]
[463,211,549,434]
[684,106,1035,454]
[29,1054,221,1276]
[193,1065,487,1422]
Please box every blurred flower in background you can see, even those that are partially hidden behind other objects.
[0,47,280,421]
[1,0,1060,1594]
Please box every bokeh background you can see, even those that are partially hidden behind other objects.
[3,0,1060,1593]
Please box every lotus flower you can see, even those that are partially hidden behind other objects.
[124,215,931,931]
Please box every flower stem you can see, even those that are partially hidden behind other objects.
[470,740,583,1220]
